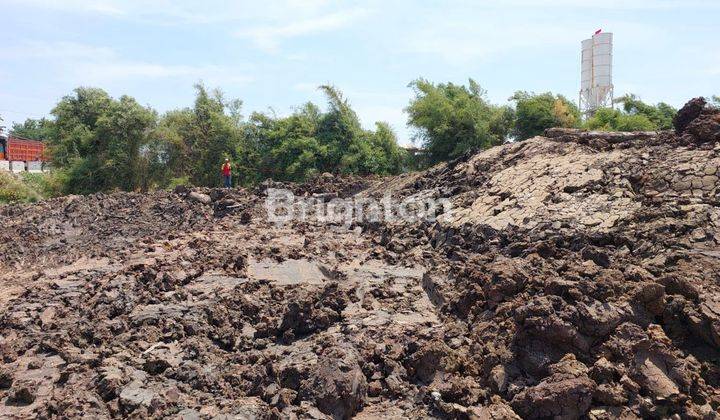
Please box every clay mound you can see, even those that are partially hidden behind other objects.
[1,99,720,418]
[674,96,720,144]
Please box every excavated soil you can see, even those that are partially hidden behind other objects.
[1,99,720,419]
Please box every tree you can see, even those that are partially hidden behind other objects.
[189,84,244,186]
[152,108,195,183]
[406,78,510,164]
[48,87,159,193]
[13,82,408,194]
[582,94,678,132]
[50,87,114,167]
[710,96,720,108]
[366,122,407,175]
[10,118,54,140]
[316,85,406,176]
[156,84,247,187]
[316,84,364,173]
[615,94,676,130]
[96,96,158,191]
[246,86,405,182]
[248,102,325,182]
[271,136,326,181]
[510,91,580,140]
[583,108,656,131]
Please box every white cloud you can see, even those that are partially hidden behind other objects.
[4,0,363,25]
[292,82,320,92]
[10,0,719,21]
[76,62,252,86]
[0,41,252,86]
[354,104,410,143]
[402,18,662,65]
[404,23,578,64]
[703,52,720,76]
[484,0,720,10]
[5,0,126,15]
[2,41,115,60]
[235,8,371,52]
[6,1,373,53]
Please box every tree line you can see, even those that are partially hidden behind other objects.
[4,81,717,195]
[405,79,714,165]
[6,84,407,194]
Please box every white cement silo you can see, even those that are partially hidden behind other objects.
[579,31,614,116]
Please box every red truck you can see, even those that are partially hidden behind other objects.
[0,135,47,162]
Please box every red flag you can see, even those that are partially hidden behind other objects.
[594,29,602,35]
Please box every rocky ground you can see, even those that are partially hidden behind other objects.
[1,98,720,419]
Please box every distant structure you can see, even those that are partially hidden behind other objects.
[579,30,614,117]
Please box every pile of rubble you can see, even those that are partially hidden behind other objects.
[1,98,719,418]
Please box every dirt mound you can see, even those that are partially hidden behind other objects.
[2,99,720,418]
[674,97,720,145]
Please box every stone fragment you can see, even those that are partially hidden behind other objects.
[188,191,212,204]
[300,346,367,419]
[7,384,36,405]
[511,355,596,419]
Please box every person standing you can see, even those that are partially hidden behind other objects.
[221,158,232,188]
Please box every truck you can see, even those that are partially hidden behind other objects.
[0,134,47,172]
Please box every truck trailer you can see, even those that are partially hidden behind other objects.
[0,135,46,161]
[0,134,47,172]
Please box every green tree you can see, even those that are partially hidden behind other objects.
[17,82,410,194]
[271,136,326,181]
[246,86,405,182]
[406,78,510,164]
[583,108,656,131]
[245,111,281,181]
[97,96,158,190]
[156,84,247,187]
[365,122,406,174]
[10,118,55,140]
[49,87,159,193]
[190,84,242,186]
[50,87,114,167]
[317,85,406,176]
[316,84,364,172]
[710,96,720,108]
[510,91,580,140]
[247,103,325,182]
[615,94,676,130]
[152,108,195,182]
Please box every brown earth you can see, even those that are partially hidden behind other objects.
[1,98,720,419]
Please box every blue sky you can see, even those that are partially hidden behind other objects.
[1,0,718,145]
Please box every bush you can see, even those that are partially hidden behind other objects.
[20,172,66,198]
[406,78,511,163]
[0,172,43,203]
[510,91,580,140]
[167,176,192,190]
[584,108,656,131]
[615,95,676,130]
[0,171,67,204]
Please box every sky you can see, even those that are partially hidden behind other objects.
[1,0,719,145]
